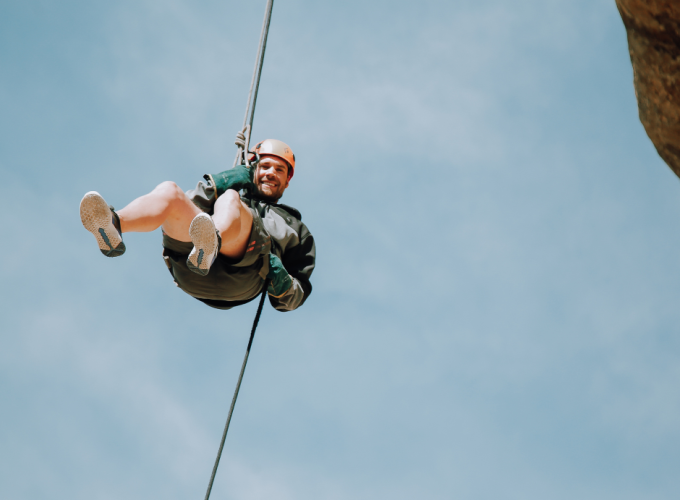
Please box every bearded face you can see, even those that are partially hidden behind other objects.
[254,155,291,201]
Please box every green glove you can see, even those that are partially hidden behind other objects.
[206,163,255,197]
[267,253,293,297]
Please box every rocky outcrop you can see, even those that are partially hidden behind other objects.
[616,0,680,178]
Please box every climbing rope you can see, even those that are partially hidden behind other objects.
[233,0,274,168]
[203,2,275,499]
[203,286,268,500]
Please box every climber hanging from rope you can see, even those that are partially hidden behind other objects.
[78,137,315,312]
[80,2,310,497]
[77,1,313,314]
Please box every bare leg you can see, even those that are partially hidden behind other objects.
[117,181,201,242]
[212,189,254,259]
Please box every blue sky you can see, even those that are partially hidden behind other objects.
[2,0,680,498]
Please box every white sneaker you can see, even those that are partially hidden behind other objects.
[187,213,220,276]
[79,191,126,257]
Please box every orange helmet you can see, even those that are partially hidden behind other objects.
[251,139,296,179]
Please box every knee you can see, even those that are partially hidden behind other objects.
[154,181,184,202]
[216,188,241,207]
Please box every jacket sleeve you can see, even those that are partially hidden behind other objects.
[268,223,315,312]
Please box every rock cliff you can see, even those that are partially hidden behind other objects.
[616,0,680,178]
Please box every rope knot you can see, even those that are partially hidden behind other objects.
[234,128,247,150]
[233,125,251,166]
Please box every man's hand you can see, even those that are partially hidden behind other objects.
[207,163,255,197]
[267,253,293,297]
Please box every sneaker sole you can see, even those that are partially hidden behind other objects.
[187,213,218,276]
[80,191,126,257]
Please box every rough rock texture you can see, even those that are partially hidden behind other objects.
[616,0,680,178]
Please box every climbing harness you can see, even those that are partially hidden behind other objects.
[202,2,275,499]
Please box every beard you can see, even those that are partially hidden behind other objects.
[254,182,283,202]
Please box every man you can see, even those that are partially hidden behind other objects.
[79,139,315,311]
